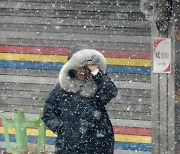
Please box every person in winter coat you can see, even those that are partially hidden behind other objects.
[42,44,118,154]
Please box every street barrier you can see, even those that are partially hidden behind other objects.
[0,108,45,153]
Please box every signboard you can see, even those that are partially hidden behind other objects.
[153,38,171,73]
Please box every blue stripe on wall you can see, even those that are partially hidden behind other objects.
[0,134,151,152]
[0,60,151,74]
[114,142,152,152]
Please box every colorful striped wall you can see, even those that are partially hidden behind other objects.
[0,45,152,152]
[0,120,152,152]
[1,45,178,101]
[0,45,151,75]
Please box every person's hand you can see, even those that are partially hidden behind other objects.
[87,65,98,72]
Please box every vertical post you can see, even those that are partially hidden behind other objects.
[159,74,168,153]
[37,108,46,151]
[151,10,160,153]
[14,109,27,151]
[151,0,176,154]
[0,111,13,152]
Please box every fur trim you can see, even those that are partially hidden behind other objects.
[59,49,106,97]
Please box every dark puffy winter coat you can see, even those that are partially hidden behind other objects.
[42,47,117,154]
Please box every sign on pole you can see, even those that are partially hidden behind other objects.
[153,38,171,73]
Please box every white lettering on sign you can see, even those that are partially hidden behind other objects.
[153,38,171,73]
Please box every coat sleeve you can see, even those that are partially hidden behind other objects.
[42,84,63,134]
[92,70,118,105]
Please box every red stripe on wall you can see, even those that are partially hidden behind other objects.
[0,119,151,136]
[0,45,151,59]
[0,45,69,55]
[0,119,2,126]
[100,49,151,59]
[176,89,180,96]
[113,126,152,136]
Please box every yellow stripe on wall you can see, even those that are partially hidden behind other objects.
[115,134,151,144]
[175,96,180,103]
[0,127,56,137]
[0,53,151,67]
[176,33,180,40]
[106,58,151,67]
[0,53,67,63]
[0,127,151,143]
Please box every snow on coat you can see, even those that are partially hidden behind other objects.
[42,48,117,154]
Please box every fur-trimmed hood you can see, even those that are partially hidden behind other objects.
[59,49,106,97]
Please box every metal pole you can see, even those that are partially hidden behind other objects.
[151,0,176,154]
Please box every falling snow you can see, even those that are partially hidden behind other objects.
[0,0,179,153]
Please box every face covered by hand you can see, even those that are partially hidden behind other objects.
[75,65,90,81]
